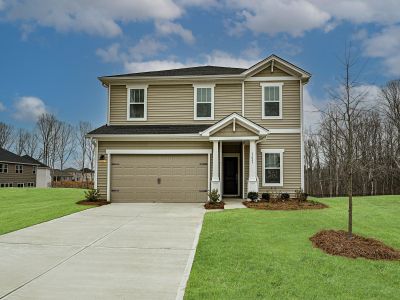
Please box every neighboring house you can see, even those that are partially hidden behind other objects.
[0,148,51,188]
[87,54,311,203]
[52,168,94,182]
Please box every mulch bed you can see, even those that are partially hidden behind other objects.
[204,202,225,209]
[76,200,110,206]
[242,199,328,210]
[310,230,400,260]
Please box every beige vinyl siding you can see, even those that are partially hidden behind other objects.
[243,133,301,195]
[97,141,211,199]
[109,83,242,125]
[0,163,37,187]
[211,123,256,137]
[244,80,300,128]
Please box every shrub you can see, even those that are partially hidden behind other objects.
[261,193,270,201]
[281,193,290,200]
[84,189,100,201]
[300,192,308,201]
[208,189,221,203]
[247,192,259,202]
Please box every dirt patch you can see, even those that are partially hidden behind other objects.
[242,199,328,210]
[77,200,109,206]
[310,230,400,260]
[204,202,225,209]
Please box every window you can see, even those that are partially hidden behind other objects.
[194,84,214,120]
[127,85,147,120]
[27,182,35,187]
[33,166,37,174]
[261,83,283,119]
[262,149,284,186]
[17,183,24,188]
[15,165,23,174]
[0,183,12,188]
[0,163,8,173]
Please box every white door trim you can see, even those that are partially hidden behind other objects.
[222,153,241,197]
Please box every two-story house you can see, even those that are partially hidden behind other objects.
[87,55,311,203]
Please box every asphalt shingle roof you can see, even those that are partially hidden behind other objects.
[103,66,246,78]
[22,155,49,168]
[88,124,212,135]
[0,148,40,165]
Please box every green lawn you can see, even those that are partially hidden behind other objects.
[185,196,400,299]
[0,188,92,235]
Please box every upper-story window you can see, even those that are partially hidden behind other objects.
[261,82,283,119]
[193,84,215,120]
[262,149,284,187]
[0,163,8,173]
[127,85,148,121]
[16,164,23,174]
[33,166,37,174]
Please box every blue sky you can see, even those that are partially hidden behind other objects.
[0,0,399,129]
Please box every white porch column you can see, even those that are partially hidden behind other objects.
[211,140,221,192]
[247,140,259,193]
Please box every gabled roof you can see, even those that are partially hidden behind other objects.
[87,124,212,136]
[199,113,269,137]
[22,155,49,168]
[99,54,311,83]
[104,66,246,78]
[0,148,40,165]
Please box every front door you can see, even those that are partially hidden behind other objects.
[223,156,239,195]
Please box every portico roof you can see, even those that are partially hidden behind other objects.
[199,113,269,137]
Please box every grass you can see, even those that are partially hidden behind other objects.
[185,195,400,299]
[0,188,93,235]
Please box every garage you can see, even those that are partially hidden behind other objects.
[110,154,209,203]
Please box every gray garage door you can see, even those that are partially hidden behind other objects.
[110,154,208,203]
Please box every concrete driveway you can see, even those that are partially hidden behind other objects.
[0,203,204,300]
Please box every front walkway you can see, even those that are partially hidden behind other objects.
[0,203,204,300]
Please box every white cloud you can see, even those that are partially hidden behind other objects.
[96,43,122,63]
[155,21,195,44]
[129,37,167,60]
[13,96,48,122]
[363,26,400,76]
[226,0,400,37]
[0,101,5,112]
[124,60,191,73]
[122,50,257,73]
[2,0,182,37]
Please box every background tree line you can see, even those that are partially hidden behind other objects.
[305,78,400,197]
[0,113,95,177]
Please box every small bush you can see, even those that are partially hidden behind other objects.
[84,189,100,201]
[247,192,259,202]
[300,192,308,201]
[261,193,270,202]
[208,189,221,203]
[281,193,290,200]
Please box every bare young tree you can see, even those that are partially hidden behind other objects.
[24,130,39,158]
[57,122,75,170]
[37,113,58,166]
[77,121,92,181]
[0,122,14,150]
[86,138,96,182]
[14,128,29,155]
[325,46,369,239]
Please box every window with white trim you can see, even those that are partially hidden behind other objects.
[33,166,37,174]
[0,183,12,187]
[15,165,23,174]
[127,85,147,120]
[0,163,8,173]
[27,182,35,187]
[262,149,284,186]
[194,84,214,120]
[17,183,24,188]
[261,83,283,119]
